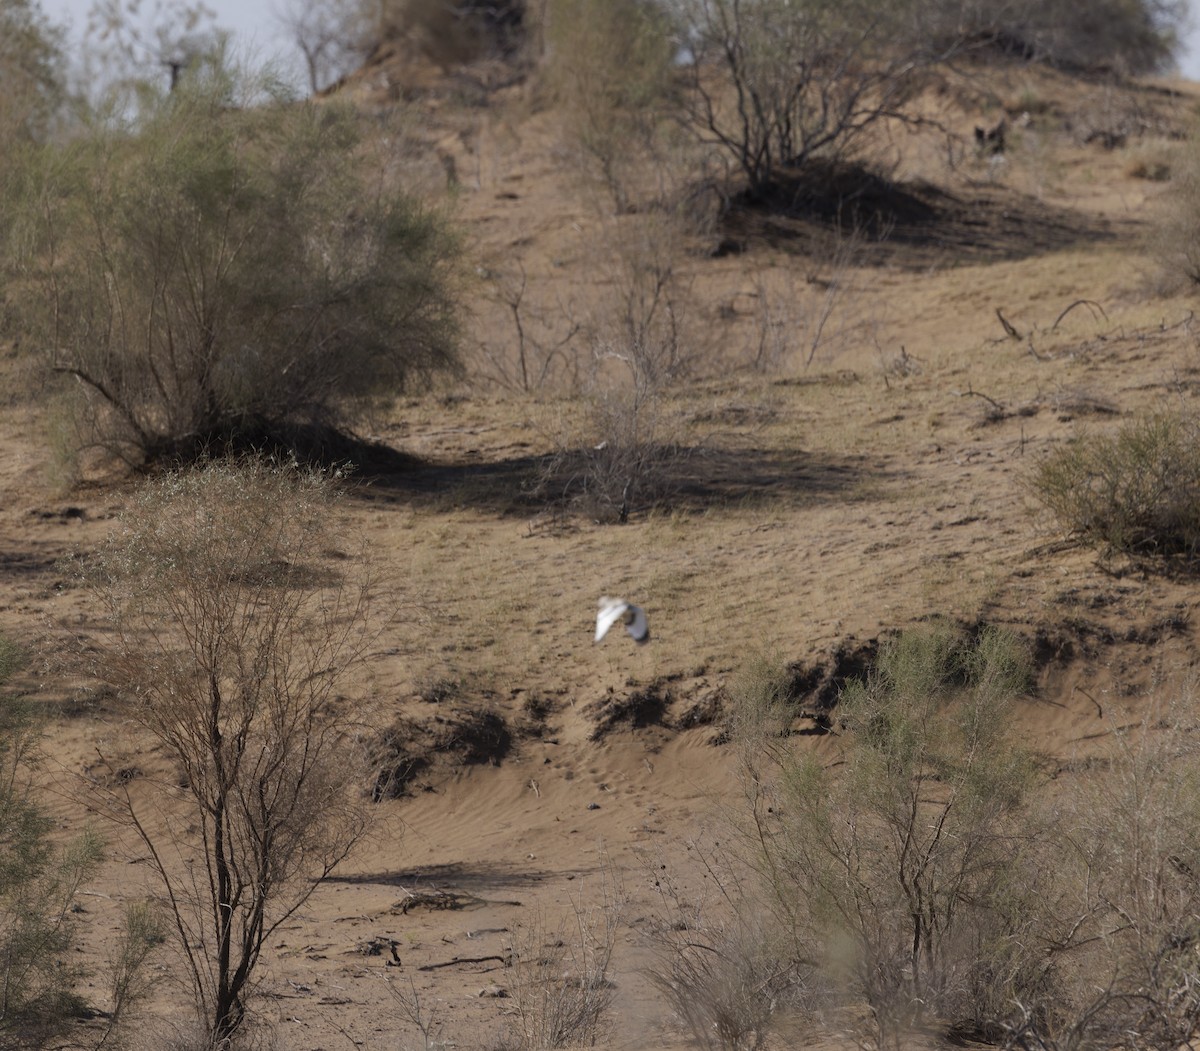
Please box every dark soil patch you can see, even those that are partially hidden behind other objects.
[372,707,513,799]
[785,636,881,718]
[585,681,673,741]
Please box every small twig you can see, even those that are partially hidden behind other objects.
[1052,299,1109,330]
[1077,687,1103,719]
[417,954,508,972]
[953,386,1006,411]
[996,307,1023,340]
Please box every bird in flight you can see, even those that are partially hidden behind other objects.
[595,597,649,644]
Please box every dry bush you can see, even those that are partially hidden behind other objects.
[79,459,373,1045]
[531,213,704,521]
[744,223,877,373]
[648,842,811,1051]
[500,890,620,1049]
[940,0,1183,73]
[1005,699,1200,1051]
[0,0,65,144]
[370,0,526,70]
[538,0,686,215]
[1027,410,1200,562]
[1152,135,1200,288]
[2,63,461,471]
[674,0,956,198]
[470,262,582,393]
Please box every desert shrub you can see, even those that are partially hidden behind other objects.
[649,843,811,1051]
[80,458,373,1044]
[674,0,956,197]
[0,638,105,1049]
[1027,411,1200,561]
[1007,703,1200,1051]
[532,212,702,521]
[501,894,619,1049]
[3,64,461,470]
[934,0,1183,73]
[538,0,681,214]
[0,0,66,144]
[740,625,1049,1046]
[370,0,526,69]
[1153,137,1200,287]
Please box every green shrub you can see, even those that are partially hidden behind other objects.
[0,0,65,143]
[539,0,678,214]
[739,625,1048,1046]
[1027,411,1200,560]
[3,64,461,470]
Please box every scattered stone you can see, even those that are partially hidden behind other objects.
[479,985,508,998]
[586,802,600,810]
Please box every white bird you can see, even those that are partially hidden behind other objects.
[595,597,649,644]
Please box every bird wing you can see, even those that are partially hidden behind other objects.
[624,604,649,643]
[595,597,629,643]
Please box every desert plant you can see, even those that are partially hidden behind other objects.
[1027,410,1200,561]
[502,892,619,1049]
[0,0,66,143]
[648,842,809,1051]
[79,459,373,1045]
[742,625,1049,1046]
[531,212,700,520]
[673,0,955,198]
[1153,135,1200,287]
[0,638,105,1049]
[935,0,1183,73]
[1012,702,1200,1051]
[471,262,582,392]
[365,0,526,70]
[539,0,679,214]
[3,62,461,470]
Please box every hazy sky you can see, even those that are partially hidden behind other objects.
[34,0,1200,89]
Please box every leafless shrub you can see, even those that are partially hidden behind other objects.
[745,223,876,372]
[531,213,702,521]
[381,974,447,1051]
[1012,699,1200,1051]
[538,0,686,215]
[500,891,620,1049]
[78,459,374,1046]
[648,843,811,1050]
[471,263,582,393]
[674,0,955,198]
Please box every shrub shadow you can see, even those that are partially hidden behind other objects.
[353,442,879,519]
[721,163,1120,269]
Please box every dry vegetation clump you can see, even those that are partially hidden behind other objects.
[537,0,694,216]
[1018,702,1200,1051]
[499,893,620,1050]
[1028,409,1200,562]
[652,630,1200,1050]
[77,458,374,1046]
